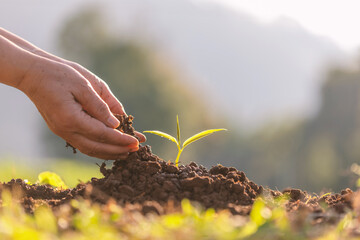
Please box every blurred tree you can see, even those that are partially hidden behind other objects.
[44,8,219,163]
[298,67,360,190]
[241,64,360,192]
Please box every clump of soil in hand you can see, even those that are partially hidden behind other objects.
[66,114,139,153]
[113,114,139,140]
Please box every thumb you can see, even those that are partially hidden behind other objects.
[73,82,120,128]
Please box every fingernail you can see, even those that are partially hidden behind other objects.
[135,132,146,143]
[127,141,139,148]
[107,116,120,128]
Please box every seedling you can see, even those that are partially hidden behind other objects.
[37,171,68,189]
[144,115,226,167]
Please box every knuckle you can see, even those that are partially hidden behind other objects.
[75,81,92,99]
[79,82,93,97]
[98,128,107,143]
[85,144,101,157]
[92,73,102,85]
[68,61,79,68]
[88,144,99,156]
[95,102,109,116]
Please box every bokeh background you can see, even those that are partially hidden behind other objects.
[1,0,360,192]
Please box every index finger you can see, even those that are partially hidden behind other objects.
[74,110,139,147]
[135,131,146,143]
[101,84,126,115]
[68,62,126,115]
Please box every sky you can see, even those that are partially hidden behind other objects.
[205,0,360,52]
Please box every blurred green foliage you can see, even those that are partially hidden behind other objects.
[190,56,360,192]
[0,190,355,239]
[239,66,360,192]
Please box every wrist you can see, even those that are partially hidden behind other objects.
[0,36,38,90]
[17,55,50,96]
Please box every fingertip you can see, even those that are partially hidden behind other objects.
[124,134,139,147]
[129,146,139,152]
[127,140,139,148]
[103,90,127,116]
[135,131,146,143]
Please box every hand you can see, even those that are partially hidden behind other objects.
[19,57,145,160]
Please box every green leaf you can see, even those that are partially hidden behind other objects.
[176,115,181,146]
[143,130,178,145]
[183,128,227,148]
[38,171,68,189]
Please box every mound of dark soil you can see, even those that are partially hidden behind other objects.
[0,115,356,219]
[80,145,263,215]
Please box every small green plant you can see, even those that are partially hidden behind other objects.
[37,171,68,189]
[144,115,226,167]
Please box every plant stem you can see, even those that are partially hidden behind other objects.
[175,148,183,167]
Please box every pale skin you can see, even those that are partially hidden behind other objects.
[0,28,146,160]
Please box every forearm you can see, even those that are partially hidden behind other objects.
[0,35,39,89]
[0,27,66,64]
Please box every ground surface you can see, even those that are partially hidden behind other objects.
[0,115,358,239]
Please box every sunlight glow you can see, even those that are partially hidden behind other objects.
[203,0,360,52]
